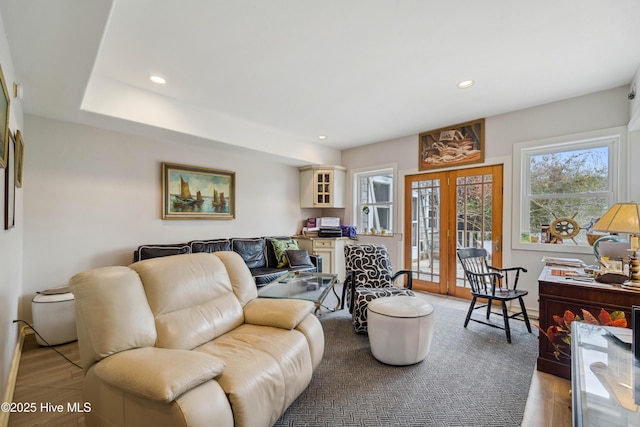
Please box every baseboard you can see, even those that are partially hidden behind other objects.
[525,307,540,321]
[0,326,32,427]
[506,303,540,321]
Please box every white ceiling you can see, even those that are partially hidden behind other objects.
[1,0,640,164]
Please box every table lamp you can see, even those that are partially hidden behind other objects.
[592,202,640,281]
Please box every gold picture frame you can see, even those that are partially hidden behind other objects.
[162,162,236,220]
[15,129,23,188]
[419,118,485,171]
[0,65,10,169]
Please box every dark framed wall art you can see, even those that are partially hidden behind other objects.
[0,64,10,169]
[419,118,485,171]
[161,162,236,220]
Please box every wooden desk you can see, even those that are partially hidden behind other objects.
[537,266,640,380]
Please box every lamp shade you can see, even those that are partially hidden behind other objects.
[592,203,640,234]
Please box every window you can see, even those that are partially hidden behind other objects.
[513,127,627,252]
[354,167,394,234]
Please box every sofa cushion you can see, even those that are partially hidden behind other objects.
[286,250,314,267]
[270,238,300,268]
[135,243,191,262]
[195,324,313,427]
[231,238,266,269]
[130,253,245,349]
[68,266,157,372]
[214,251,259,306]
[189,239,231,253]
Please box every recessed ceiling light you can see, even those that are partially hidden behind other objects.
[457,80,474,89]
[318,135,327,140]
[149,75,166,85]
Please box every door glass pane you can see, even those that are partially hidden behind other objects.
[409,179,441,283]
[405,165,502,298]
[456,174,493,288]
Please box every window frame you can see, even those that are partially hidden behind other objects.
[512,126,628,254]
[352,164,397,236]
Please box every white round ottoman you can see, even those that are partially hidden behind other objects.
[367,295,434,365]
[32,286,77,346]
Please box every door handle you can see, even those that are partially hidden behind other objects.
[494,238,501,252]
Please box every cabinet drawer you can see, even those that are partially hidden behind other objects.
[313,240,335,249]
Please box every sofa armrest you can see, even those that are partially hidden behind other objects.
[309,254,322,272]
[243,298,314,329]
[93,347,225,403]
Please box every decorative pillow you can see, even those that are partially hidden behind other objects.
[286,250,313,268]
[265,236,294,268]
[270,239,299,268]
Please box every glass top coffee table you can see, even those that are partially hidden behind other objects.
[258,272,339,315]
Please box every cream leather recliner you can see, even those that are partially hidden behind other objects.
[69,252,324,427]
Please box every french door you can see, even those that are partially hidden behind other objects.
[403,165,503,299]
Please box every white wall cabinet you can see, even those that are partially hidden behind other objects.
[297,237,350,281]
[299,166,346,208]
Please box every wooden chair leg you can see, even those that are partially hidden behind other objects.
[519,297,532,333]
[486,298,492,320]
[464,297,476,327]
[501,301,511,343]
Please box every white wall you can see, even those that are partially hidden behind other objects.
[342,85,632,312]
[0,12,24,396]
[630,128,640,201]
[628,66,640,199]
[20,115,307,319]
[629,65,640,131]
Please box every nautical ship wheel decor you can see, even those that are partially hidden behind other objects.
[549,212,581,244]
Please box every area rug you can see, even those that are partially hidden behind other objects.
[274,300,538,427]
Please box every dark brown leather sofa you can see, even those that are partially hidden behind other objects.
[134,236,321,286]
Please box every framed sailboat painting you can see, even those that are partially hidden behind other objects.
[162,162,236,220]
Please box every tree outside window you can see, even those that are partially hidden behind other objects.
[523,141,613,245]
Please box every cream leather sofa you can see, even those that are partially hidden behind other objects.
[69,252,324,427]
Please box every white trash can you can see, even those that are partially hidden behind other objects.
[32,286,77,346]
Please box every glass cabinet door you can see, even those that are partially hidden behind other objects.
[314,171,333,206]
[571,322,640,427]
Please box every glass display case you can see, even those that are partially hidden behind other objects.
[571,322,640,426]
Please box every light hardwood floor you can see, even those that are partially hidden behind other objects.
[6,292,571,427]
[8,334,84,427]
